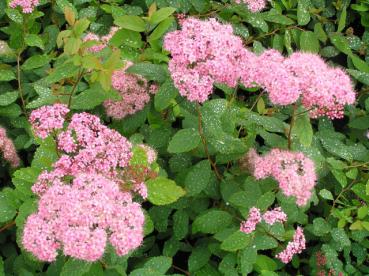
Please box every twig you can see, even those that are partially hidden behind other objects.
[172,265,190,276]
[250,90,265,111]
[67,68,84,108]
[196,104,223,180]
[329,180,357,216]
[0,220,15,232]
[17,52,27,114]
[287,104,297,150]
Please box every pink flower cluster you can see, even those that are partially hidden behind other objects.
[9,0,39,13]
[246,149,316,206]
[29,104,69,139]
[164,17,246,102]
[234,0,268,12]
[23,174,144,262]
[240,207,287,234]
[276,227,306,263]
[24,106,155,261]
[164,18,355,119]
[55,112,132,176]
[103,61,158,119]
[0,127,20,167]
[83,27,119,53]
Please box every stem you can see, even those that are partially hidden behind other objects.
[196,104,222,181]
[172,265,190,276]
[67,68,84,108]
[17,52,27,114]
[329,180,357,216]
[0,221,15,233]
[250,90,265,111]
[287,104,297,150]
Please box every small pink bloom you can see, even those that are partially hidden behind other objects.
[276,227,306,263]
[240,207,262,234]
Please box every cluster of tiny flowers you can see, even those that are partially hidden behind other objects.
[234,0,268,12]
[276,227,306,263]
[240,207,287,234]
[246,149,316,206]
[23,174,144,262]
[55,112,132,176]
[9,0,39,13]
[83,26,119,53]
[163,17,245,102]
[29,104,69,139]
[284,52,355,119]
[24,107,155,261]
[0,127,20,167]
[165,18,355,119]
[103,61,158,119]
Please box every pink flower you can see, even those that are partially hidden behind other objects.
[246,149,316,206]
[276,226,306,263]
[139,144,157,164]
[83,27,120,53]
[29,104,69,139]
[104,61,155,119]
[235,0,268,12]
[0,127,20,167]
[240,207,262,234]
[164,17,245,102]
[263,207,287,225]
[9,0,39,13]
[23,174,145,262]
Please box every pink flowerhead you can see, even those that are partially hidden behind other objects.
[240,207,262,234]
[29,104,69,139]
[0,127,20,167]
[139,144,157,164]
[104,61,154,119]
[164,17,245,102]
[235,0,268,12]
[23,173,144,262]
[9,0,39,13]
[276,226,306,263]
[83,33,105,53]
[246,149,317,206]
[262,207,287,225]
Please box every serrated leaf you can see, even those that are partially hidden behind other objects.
[297,0,311,25]
[146,177,185,205]
[25,34,44,50]
[0,91,18,106]
[319,189,334,200]
[60,259,91,276]
[149,17,174,41]
[192,210,233,234]
[126,63,168,83]
[149,7,176,25]
[300,31,319,53]
[143,256,172,274]
[185,160,211,195]
[0,69,16,81]
[221,231,251,252]
[0,192,17,223]
[114,15,146,32]
[168,128,201,153]
[154,79,178,111]
[22,55,50,70]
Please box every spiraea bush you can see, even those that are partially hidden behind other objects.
[1,0,369,275]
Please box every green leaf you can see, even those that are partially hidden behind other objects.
[314,23,327,43]
[351,55,369,73]
[110,29,143,49]
[297,0,311,25]
[0,104,22,117]
[149,7,176,25]
[149,17,174,41]
[313,217,331,236]
[331,228,351,248]
[26,85,57,109]
[300,31,319,53]
[144,256,172,274]
[253,234,278,250]
[24,34,44,50]
[0,91,18,106]
[22,55,50,70]
[60,259,91,276]
[146,177,186,205]
[0,69,16,81]
[168,128,201,153]
[240,247,257,275]
[293,110,313,146]
[192,210,233,234]
[0,192,17,223]
[12,167,41,198]
[347,69,369,85]
[221,231,251,252]
[154,79,178,111]
[262,10,294,25]
[126,63,168,83]
[188,244,211,272]
[31,137,58,170]
[114,15,146,32]
[337,7,347,32]
[173,210,189,240]
[185,160,211,195]
[71,84,116,110]
[319,189,334,200]
[330,33,352,55]
[5,8,23,24]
